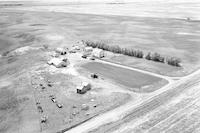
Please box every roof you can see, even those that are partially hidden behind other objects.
[77,86,84,90]
[93,48,103,53]
[56,47,66,53]
[85,47,93,51]
[48,58,63,66]
[82,82,89,87]
[73,45,80,50]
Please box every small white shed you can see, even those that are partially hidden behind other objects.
[77,82,91,94]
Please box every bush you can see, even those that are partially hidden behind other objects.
[167,57,181,67]
[151,53,165,63]
[145,52,151,60]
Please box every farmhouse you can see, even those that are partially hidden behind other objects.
[47,58,68,68]
[92,48,105,58]
[77,82,91,94]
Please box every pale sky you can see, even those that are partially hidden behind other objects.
[0,0,199,3]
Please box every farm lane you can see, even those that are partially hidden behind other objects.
[95,59,179,83]
[65,68,200,133]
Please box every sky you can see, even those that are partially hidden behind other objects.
[0,0,199,3]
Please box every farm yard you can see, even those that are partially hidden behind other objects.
[0,1,200,133]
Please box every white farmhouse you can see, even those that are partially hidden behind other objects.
[92,48,105,58]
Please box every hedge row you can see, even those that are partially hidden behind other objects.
[84,40,181,67]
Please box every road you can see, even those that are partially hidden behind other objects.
[65,58,200,133]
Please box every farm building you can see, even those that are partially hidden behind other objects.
[47,58,68,68]
[55,47,67,55]
[72,45,81,50]
[77,82,91,94]
[84,47,93,52]
[92,48,105,58]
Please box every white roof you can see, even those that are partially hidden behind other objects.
[56,47,65,52]
[85,47,93,50]
[93,48,103,53]
[77,86,84,90]
[48,58,63,66]
[82,82,89,86]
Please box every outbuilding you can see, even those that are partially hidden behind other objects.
[92,48,104,58]
[72,45,81,50]
[55,47,67,55]
[77,82,91,94]
[47,58,68,68]
[84,47,93,52]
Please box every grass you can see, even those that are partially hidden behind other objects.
[81,62,165,92]
[105,55,183,77]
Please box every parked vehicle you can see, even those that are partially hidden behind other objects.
[56,103,63,108]
[51,97,56,103]
[41,116,48,123]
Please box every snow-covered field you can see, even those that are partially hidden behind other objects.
[10,1,200,20]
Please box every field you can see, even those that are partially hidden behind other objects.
[1,2,200,76]
[80,62,167,93]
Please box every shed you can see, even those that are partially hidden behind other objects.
[77,82,91,94]
[84,47,93,52]
[73,45,81,50]
[92,48,104,58]
[47,58,68,68]
[55,47,67,55]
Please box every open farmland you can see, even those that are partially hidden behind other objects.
[80,62,167,93]
[0,1,200,133]
[1,1,199,76]
[0,2,200,76]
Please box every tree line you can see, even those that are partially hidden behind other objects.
[84,40,181,67]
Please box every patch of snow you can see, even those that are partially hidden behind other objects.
[177,32,198,35]
[61,65,79,76]
[10,46,39,56]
